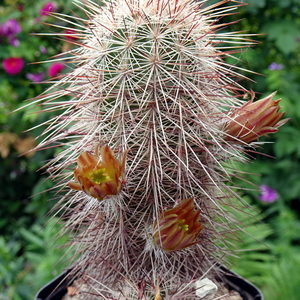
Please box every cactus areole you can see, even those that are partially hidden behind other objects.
[30,0,287,298]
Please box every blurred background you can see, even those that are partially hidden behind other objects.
[0,0,299,299]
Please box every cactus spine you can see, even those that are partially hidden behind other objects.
[32,0,287,298]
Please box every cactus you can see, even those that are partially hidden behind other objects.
[31,0,288,299]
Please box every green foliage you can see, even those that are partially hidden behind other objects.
[0,1,79,299]
[1,0,300,299]
[262,248,300,300]
[0,218,74,300]
[227,198,300,299]
[263,20,300,55]
[220,1,300,299]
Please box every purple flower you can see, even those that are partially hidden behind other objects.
[0,19,21,47]
[0,19,21,37]
[26,72,45,83]
[268,62,284,71]
[8,36,20,47]
[40,45,47,54]
[259,184,279,203]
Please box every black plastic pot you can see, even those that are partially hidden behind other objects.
[34,267,76,300]
[34,266,263,300]
[218,265,264,300]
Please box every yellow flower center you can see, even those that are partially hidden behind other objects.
[89,168,110,184]
[178,219,189,232]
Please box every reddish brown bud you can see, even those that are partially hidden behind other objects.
[153,198,204,252]
[68,145,126,200]
[225,92,289,144]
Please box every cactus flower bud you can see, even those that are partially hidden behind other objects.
[68,145,126,200]
[153,198,204,252]
[225,92,289,144]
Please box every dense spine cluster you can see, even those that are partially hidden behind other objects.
[31,0,287,298]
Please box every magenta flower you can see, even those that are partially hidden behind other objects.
[259,184,279,203]
[17,4,24,11]
[0,19,21,37]
[64,29,78,41]
[26,72,45,83]
[48,62,65,77]
[40,2,57,16]
[2,57,24,75]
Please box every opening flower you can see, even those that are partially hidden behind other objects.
[48,62,65,77]
[2,57,24,75]
[259,184,279,203]
[68,145,126,200]
[153,198,204,252]
[225,92,289,144]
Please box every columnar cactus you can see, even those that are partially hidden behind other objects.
[31,0,287,298]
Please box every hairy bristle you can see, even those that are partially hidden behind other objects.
[26,0,284,299]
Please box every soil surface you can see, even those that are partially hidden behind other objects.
[62,280,243,300]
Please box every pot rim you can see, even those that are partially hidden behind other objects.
[34,265,263,300]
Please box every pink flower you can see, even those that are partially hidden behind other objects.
[64,29,78,41]
[40,2,57,16]
[48,62,64,77]
[259,184,279,203]
[2,57,24,75]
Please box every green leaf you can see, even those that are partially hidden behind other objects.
[263,20,300,55]
[278,0,293,7]
[262,250,300,300]
[241,0,266,13]
[273,127,300,158]
[19,228,44,249]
